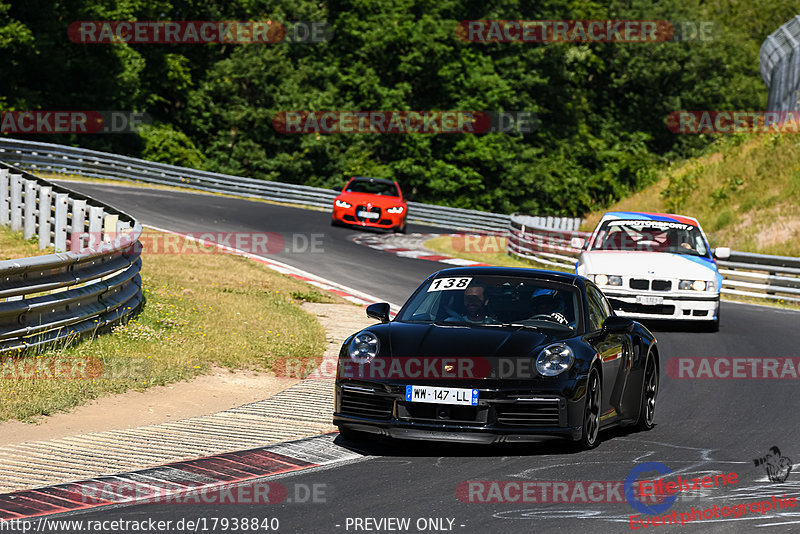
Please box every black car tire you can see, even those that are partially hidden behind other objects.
[635,354,658,431]
[576,367,602,450]
[394,222,407,234]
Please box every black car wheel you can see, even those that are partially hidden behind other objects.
[577,368,602,450]
[635,355,658,431]
[394,222,407,234]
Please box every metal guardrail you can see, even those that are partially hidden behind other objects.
[718,251,800,304]
[0,138,576,233]
[507,215,588,269]
[0,160,143,354]
[506,214,800,304]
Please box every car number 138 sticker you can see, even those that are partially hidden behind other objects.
[427,277,472,292]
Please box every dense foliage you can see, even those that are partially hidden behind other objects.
[0,0,795,215]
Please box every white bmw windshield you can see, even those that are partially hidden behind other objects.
[588,220,709,257]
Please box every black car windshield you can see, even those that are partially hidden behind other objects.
[588,219,709,257]
[396,275,581,331]
[345,179,399,196]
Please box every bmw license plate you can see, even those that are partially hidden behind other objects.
[405,386,478,406]
[357,211,379,219]
[636,295,663,305]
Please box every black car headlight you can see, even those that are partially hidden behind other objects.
[348,331,379,363]
[536,344,574,377]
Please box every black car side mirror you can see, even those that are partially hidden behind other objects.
[602,315,634,334]
[366,302,391,323]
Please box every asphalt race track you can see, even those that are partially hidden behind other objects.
[36,182,800,533]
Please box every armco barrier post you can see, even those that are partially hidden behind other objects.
[103,214,118,243]
[10,173,22,231]
[88,206,103,249]
[71,199,86,236]
[38,186,51,249]
[54,193,68,252]
[0,168,8,225]
[23,179,36,240]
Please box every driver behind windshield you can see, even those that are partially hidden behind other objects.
[443,284,496,324]
[529,293,569,325]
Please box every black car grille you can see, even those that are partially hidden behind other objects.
[340,389,394,419]
[495,402,560,427]
[397,402,487,425]
[355,205,381,222]
[651,280,672,291]
[630,279,649,290]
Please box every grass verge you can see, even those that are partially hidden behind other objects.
[0,227,345,422]
[0,228,53,260]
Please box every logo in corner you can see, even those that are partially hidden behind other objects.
[754,446,792,483]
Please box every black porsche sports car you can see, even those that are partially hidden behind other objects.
[333,267,659,449]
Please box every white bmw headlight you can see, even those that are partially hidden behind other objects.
[536,344,574,377]
[679,279,707,291]
[335,200,352,208]
[348,331,379,363]
[386,206,404,214]
[594,274,621,287]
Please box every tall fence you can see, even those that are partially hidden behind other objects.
[0,138,578,233]
[760,15,800,113]
[0,161,143,354]
[506,214,800,304]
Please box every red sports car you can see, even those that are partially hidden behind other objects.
[331,176,407,233]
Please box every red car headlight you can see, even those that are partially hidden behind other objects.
[335,200,352,208]
[386,206,404,214]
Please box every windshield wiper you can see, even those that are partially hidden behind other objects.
[500,323,541,330]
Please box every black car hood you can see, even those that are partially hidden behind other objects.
[381,321,568,358]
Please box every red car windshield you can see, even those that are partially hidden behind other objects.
[345,180,399,196]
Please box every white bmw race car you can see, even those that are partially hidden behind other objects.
[574,211,729,331]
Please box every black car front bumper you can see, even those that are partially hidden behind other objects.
[333,381,587,443]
